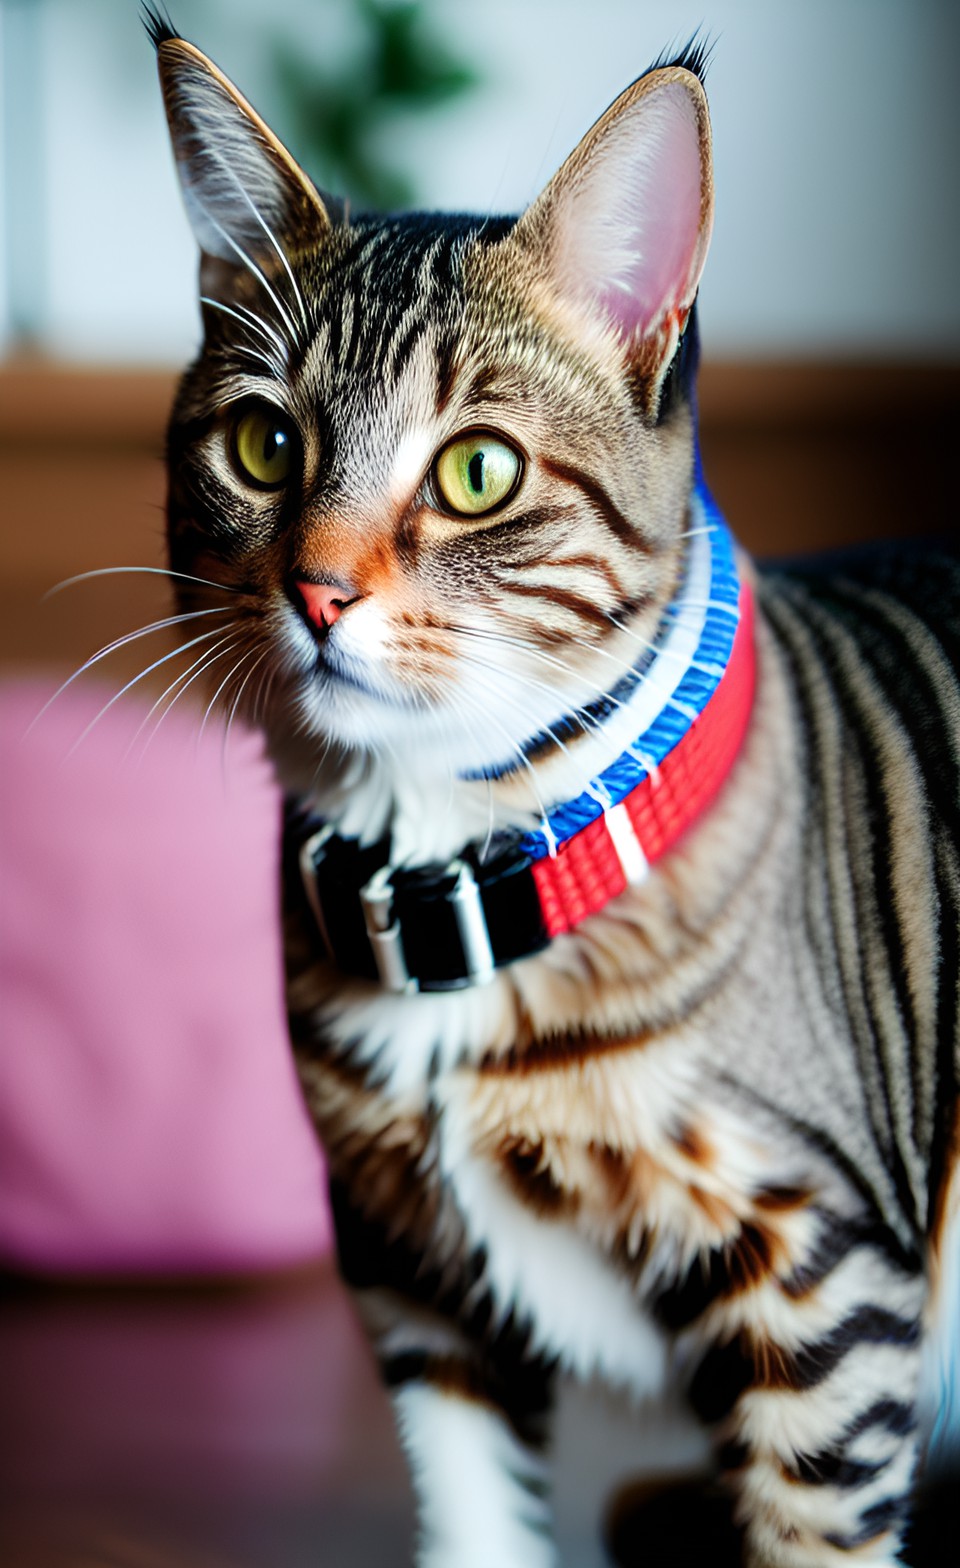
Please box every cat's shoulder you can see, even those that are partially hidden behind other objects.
[758,538,960,818]
[759,536,960,636]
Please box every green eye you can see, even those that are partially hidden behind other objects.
[435,432,522,516]
[232,405,296,489]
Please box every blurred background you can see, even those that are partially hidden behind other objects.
[3,0,960,362]
[1,3,958,1565]
[1,0,959,676]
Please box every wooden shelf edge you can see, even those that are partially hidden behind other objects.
[1,356,957,446]
[0,360,180,446]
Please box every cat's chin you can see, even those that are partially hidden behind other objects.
[283,698,512,794]
[279,663,534,781]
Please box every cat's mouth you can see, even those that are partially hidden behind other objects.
[283,575,459,720]
[284,577,376,697]
[282,594,409,712]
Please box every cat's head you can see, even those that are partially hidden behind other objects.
[153,17,713,842]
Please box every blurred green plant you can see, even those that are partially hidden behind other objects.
[272,0,481,211]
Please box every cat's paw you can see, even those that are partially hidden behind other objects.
[604,1472,743,1568]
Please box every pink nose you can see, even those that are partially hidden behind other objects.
[294,579,358,634]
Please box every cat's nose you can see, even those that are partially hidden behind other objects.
[292,577,361,635]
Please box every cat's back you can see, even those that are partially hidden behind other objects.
[761,536,960,643]
[758,539,960,1213]
[760,537,960,832]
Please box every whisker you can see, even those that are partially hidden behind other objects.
[664,598,739,619]
[199,158,301,347]
[453,646,583,761]
[481,772,496,865]
[198,637,262,740]
[306,718,337,793]
[125,629,246,762]
[448,622,639,725]
[200,296,287,371]
[251,661,278,729]
[27,607,235,734]
[246,205,309,339]
[449,627,660,776]
[451,684,551,830]
[44,565,241,600]
[222,645,272,762]
[446,622,588,686]
[61,624,237,760]
[223,340,283,377]
[456,652,659,818]
[201,294,286,354]
[436,655,559,802]
[467,647,645,798]
[197,144,311,338]
[466,615,706,729]
[542,623,703,723]
[428,701,462,828]
[605,612,725,678]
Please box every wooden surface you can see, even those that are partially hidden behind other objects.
[2,357,958,687]
[0,1264,951,1567]
[0,1262,703,1568]
[0,1264,415,1568]
[0,363,174,687]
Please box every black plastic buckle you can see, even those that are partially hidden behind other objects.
[358,859,495,993]
[296,821,550,993]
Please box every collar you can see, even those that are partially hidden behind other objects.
[288,482,756,993]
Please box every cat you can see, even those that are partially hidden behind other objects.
[146,9,959,1565]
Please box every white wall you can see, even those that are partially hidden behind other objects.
[1,0,957,363]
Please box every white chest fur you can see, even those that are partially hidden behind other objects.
[436,1076,669,1397]
[317,974,670,1393]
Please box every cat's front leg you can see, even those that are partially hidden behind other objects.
[333,1185,557,1567]
[690,1227,925,1567]
[391,1367,555,1568]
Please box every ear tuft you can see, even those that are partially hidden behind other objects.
[513,67,713,376]
[646,31,714,84]
[141,4,178,51]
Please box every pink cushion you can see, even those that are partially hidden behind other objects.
[0,680,331,1276]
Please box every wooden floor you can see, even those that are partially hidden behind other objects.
[0,1264,414,1568]
[0,1264,953,1567]
[0,1262,707,1568]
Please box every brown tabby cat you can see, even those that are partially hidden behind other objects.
[148,10,959,1564]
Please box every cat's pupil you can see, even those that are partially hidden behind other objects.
[468,452,484,493]
[265,429,284,461]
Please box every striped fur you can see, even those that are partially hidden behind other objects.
[153,22,959,1565]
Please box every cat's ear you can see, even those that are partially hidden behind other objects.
[153,28,331,271]
[510,66,713,389]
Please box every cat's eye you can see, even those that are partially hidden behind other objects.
[434,432,522,517]
[231,405,297,489]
